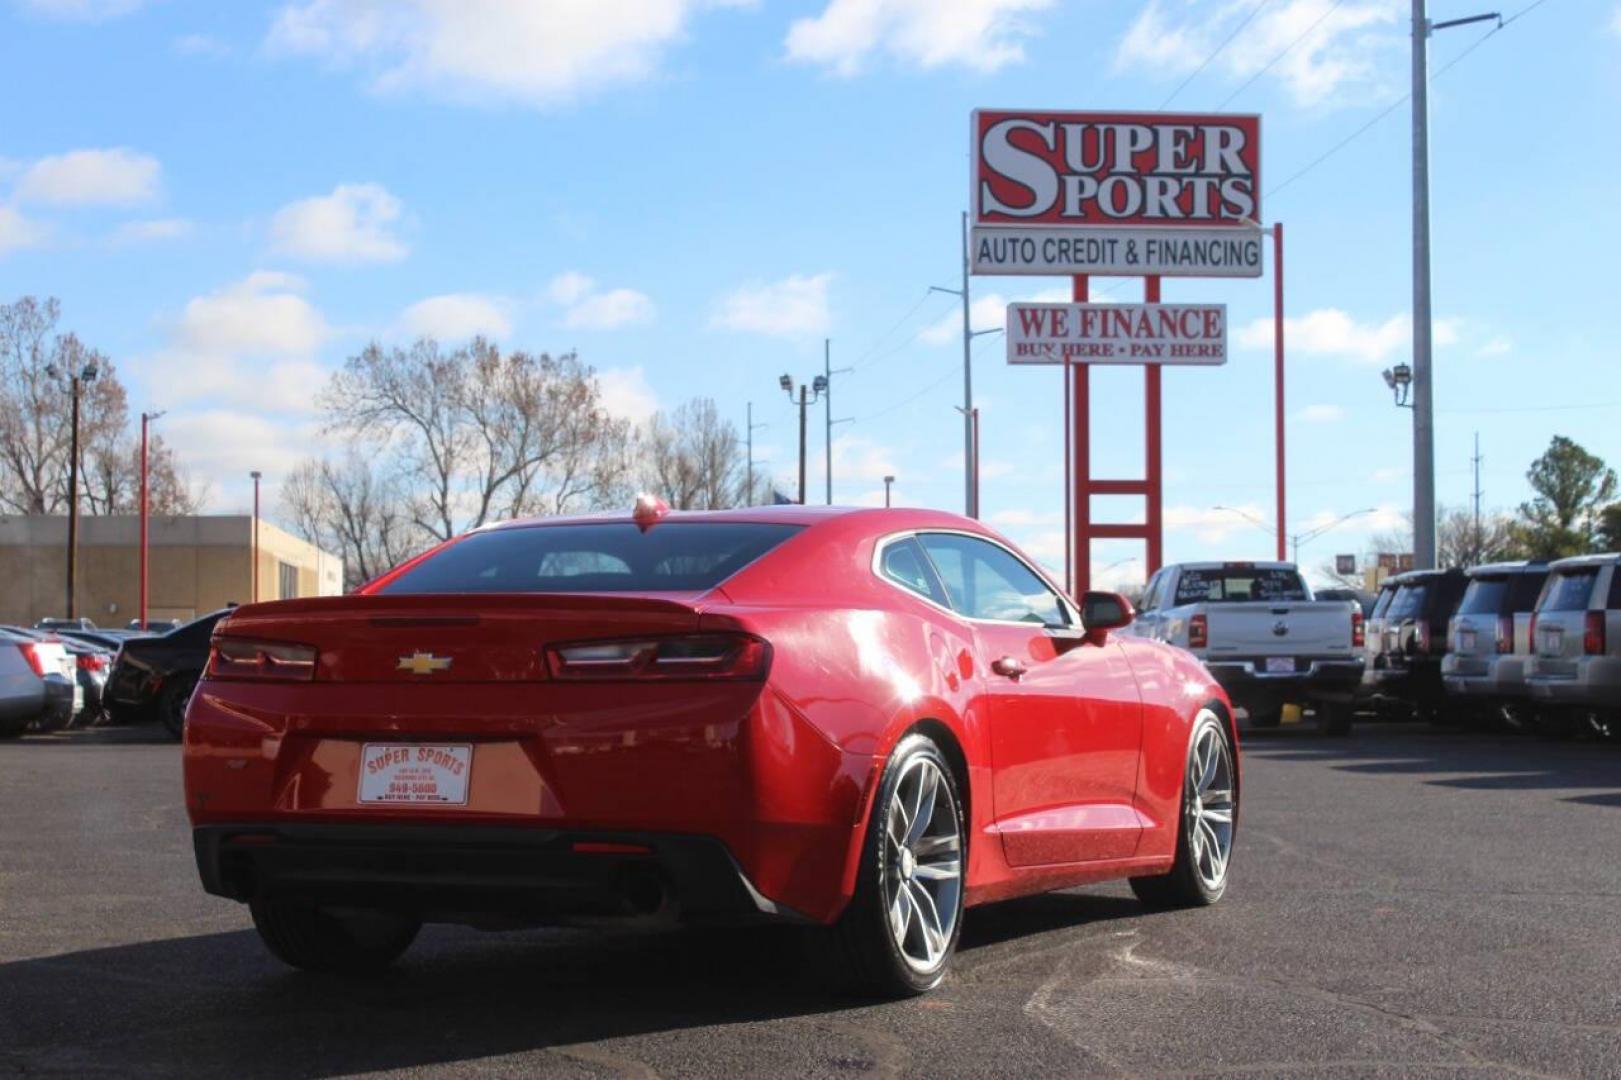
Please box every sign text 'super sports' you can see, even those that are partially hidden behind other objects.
[972,110,1263,277]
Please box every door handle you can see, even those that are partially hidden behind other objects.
[991,656,1027,680]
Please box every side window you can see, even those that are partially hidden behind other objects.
[918,533,1068,626]
[1608,566,1621,610]
[878,537,950,608]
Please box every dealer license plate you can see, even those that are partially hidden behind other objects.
[358,743,472,806]
[1265,656,1295,674]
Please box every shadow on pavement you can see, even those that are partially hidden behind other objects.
[13,723,174,747]
[1238,721,1620,803]
[0,890,1144,1076]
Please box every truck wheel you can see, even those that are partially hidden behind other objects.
[250,901,420,974]
[0,713,28,739]
[1131,710,1236,909]
[1531,709,1575,741]
[1246,708,1281,730]
[1317,704,1354,737]
[822,733,965,997]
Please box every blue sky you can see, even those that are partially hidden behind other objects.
[1,0,1616,586]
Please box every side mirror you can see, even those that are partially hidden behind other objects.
[1081,591,1135,644]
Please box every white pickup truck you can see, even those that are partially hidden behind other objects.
[1126,561,1366,734]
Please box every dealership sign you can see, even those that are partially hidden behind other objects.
[972,110,1262,277]
[1006,303,1228,366]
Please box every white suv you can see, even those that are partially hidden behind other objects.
[1525,553,1621,739]
[1441,561,1550,728]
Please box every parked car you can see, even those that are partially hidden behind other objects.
[1361,568,1469,722]
[1440,561,1550,730]
[37,617,99,632]
[1359,580,1400,684]
[1525,553,1621,739]
[0,628,79,736]
[185,504,1239,995]
[104,610,231,738]
[3,626,112,727]
[1127,560,1363,733]
[1315,587,1377,619]
[127,619,181,633]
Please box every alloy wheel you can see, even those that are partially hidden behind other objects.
[882,756,962,973]
[1186,718,1236,892]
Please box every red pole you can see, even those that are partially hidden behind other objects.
[1064,363,1072,595]
[1273,223,1287,562]
[139,413,149,629]
[1071,274,1090,595]
[1145,275,1164,577]
[251,472,261,603]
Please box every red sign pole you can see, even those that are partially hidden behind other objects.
[1144,275,1164,577]
[139,413,149,629]
[1273,222,1287,562]
[1070,275,1089,596]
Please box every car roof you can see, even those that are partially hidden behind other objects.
[483,504,893,531]
[1465,560,1549,578]
[1546,552,1620,571]
[1387,567,1467,584]
[1165,561,1298,572]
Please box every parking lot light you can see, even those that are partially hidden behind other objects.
[1382,362,1414,408]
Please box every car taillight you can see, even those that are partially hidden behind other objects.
[1188,614,1208,650]
[1495,615,1514,655]
[207,638,318,681]
[1584,611,1606,656]
[76,653,108,673]
[546,633,771,682]
[16,643,46,677]
[1352,610,1365,649]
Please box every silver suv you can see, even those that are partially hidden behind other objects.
[1441,561,1550,727]
[1525,553,1621,738]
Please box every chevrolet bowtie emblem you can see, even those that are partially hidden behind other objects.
[397,652,452,675]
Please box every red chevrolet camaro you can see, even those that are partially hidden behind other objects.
[184,502,1238,995]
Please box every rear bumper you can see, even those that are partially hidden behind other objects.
[194,823,809,926]
[1526,657,1621,706]
[1441,655,1530,700]
[1204,659,1364,706]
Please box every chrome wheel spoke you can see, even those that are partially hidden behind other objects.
[882,755,961,974]
[1185,713,1235,891]
[904,765,938,849]
[908,881,945,964]
[913,858,960,882]
[1200,806,1234,826]
[913,833,959,859]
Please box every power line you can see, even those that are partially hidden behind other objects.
[1215,0,1346,109]
[849,289,943,368]
[855,364,961,423]
[1439,400,1621,415]
[1160,0,1277,109]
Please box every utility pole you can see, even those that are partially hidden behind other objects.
[1471,431,1484,562]
[958,211,973,518]
[1412,1,1500,569]
[251,470,262,603]
[745,402,768,507]
[47,356,99,619]
[823,338,852,504]
[139,410,164,630]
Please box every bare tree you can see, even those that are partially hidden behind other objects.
[281,455,426,590]
[642,398,745,510]
[0,296,200,516]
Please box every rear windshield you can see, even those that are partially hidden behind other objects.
[1538,569,1598,613]
[1370,586,1397,619]
[1457,576,1509,616]
[376,522,803,594]
[1174,567,1308,604]
[1388,583,1430,619]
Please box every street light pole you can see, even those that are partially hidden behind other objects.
[959,210,973,519]
[781,375,826,506]
[883,475,895,508]
[250,471,262,603]
[48,358,99,620]
[1411,0,1436,571]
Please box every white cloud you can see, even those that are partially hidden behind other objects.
[711,273,833,337]
[160,409,328,518]
[1115,1,1404,107]
[1476,335,1511,358]
[176,271,329,360]
[921,285,1067,345]
[832,433,900,486]
[1611,4,1621,36]
[15,148,161,206]
[18,0,147,19]
[596,366,661,422]
[989,508,1062,529]
[401,292,513,341]
[1236,307,1458,365]
[786,0,1054,75]
[0,206,49,255]
[1165,503,1272,545]
[174,33,232,57]
[268,0,753,108]
[269,182,408,264]
[110,217,192,244]
[1369,466,1404,484]
[1293,403,1344,423]
[544,272,656,330]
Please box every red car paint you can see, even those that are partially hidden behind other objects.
[183,505,1236,925]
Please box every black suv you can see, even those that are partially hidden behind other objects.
[1361,568,1469,721]
[103,610,231,739]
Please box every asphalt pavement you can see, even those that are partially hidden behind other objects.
[2,722,1618,1078]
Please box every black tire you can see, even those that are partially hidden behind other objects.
[1317,703,1354,737]
[821,733,965,998]
[1530,708,1576,741]
[1131,710,1236,910]
[156,673,198,741]
[0,714,28,739]
[250,901,420,974]
[1246,708,1281,730]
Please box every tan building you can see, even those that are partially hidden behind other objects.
[0,515,343,627]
